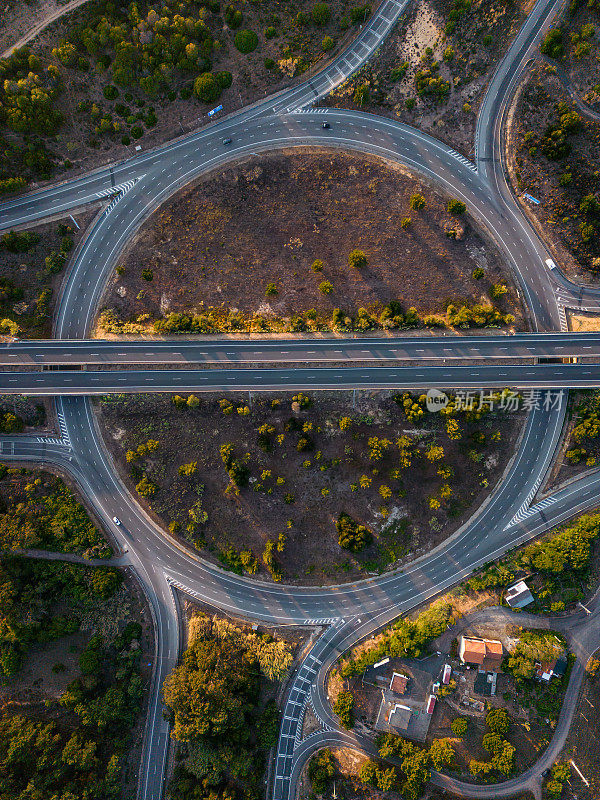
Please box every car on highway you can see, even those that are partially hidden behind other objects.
[112,516,122,526]
[545,258,558,270]
[223,137,232,145]
[322,122,330,129]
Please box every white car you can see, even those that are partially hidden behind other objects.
[112,516,121,526]
[545,258,558,270]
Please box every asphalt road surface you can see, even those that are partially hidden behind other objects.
[1,332,600,365]
[0,0,598,798]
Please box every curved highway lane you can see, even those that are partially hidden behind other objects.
[0,0,597,797]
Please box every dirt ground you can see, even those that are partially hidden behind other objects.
[551,390,600,486]
[0,208,94,338]
[97,151,522,334]
[0,0,63,54]
[557,3,600,115]
[427,696,542,779]
[1,0,373,184]
[508,66,600,280]
[97,388,524,584]
[325,0,531,157]
[559,660,600,799]
[568,311,600,332]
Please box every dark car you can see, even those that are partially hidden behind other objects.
[223,137,232,145]
[322,122,330,129]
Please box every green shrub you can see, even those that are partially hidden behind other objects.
[322,35,334,51]
[333,691,354,728]
[348,248,367,269]
[336,512,372,552]
[103,84,119,100]
[312,2,331,25]
[265,26,277,38]
[235,30,259,53]
[541,28,564,59]
[447,198,466,214]
[194,72,221,102]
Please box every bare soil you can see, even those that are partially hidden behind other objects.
[558,3,600,114]
[325,0,531,157]
[567,311,600,332]
[508,65,600,280]
[0,0,66,54]
[96,388,524,584]
[559,661,600,800]
[97,151,522,334]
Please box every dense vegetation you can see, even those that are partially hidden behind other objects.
[0,222,77,338]
[0,554,122,679]
[565,390,600,465]
[465,513,600,611]
[0,47,62,193]
[515,73,600,271]
[505,630,566,680]
[0,0,371,190]
[163,613,291,800]
[0,466,110,557]
[100,294,514,336]
[0,620,144,800]
[361,733,454,799]
[339,600,454,677]
[468,709,515,778]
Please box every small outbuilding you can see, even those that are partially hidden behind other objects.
[505,580,534,609]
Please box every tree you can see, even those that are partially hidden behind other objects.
[410,193,426,210]
[485,708,510,736]
[333,691,354,728]
[376,766,397,791]
[451,716,468,736]
[348,249,367,269]
[234,30,258,53]
[309,748,335,793]
[429,738,454,769]
[312,2,331,25]
[541,28,563,59]
[194,73,221,103]
[186,394,200,408]
[336,512,372,552]
[359,759,378,785]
